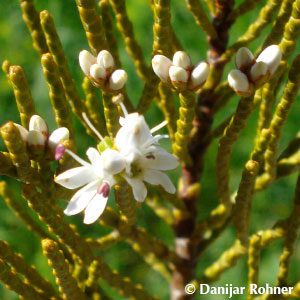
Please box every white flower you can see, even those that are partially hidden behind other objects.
[115,104,179,202]
[229,45,282,95]
[152,51,209,90]
[79,49,127,91]
[55,147,125,224]
[15,115,69,154]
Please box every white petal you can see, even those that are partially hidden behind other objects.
[48,127,69,151]
[97,50,114,69]
[14,123,28,141]
[143,134,169,148]
[100,149,125,175]
[249,61,268,83]
[235,47,254,70]
[256,45,282,75]
[143,169,176,194]
[86,147,102,166]
[83,193,108,224]
[124,176,147,202]
[109,69,128,90]
[152,55,172,82]
[90,64,106,81]
[64,180,99,216]
[228,69,250,93]
[79,50,96,76]
[27,130,45,147]
[143,147,179,170]
[55,166,97,189]
[169,66,188,83]
[115,114,153,151]
[173,51,191,69]
[29,115,48,138]
[191,62,210,88]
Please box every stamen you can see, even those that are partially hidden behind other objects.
[65,149,90,167]
[119,102,128,117]
[97,181,110,197]
[82,113,107,144]
[150,120,168,133]
[112,93,128,117]
[55,143,65,161]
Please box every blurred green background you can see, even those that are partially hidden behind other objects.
[0,0,299,299]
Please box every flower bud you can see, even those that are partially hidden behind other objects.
[152,55,172,82]
[101,149,125,175]
[169,66,189,83]
[190,62,210,88]
[14,123,28,141]
[90,64,106,81]
[109,69,128,90]
[27,130,45,147]
[29,115,48,139]
[79,50,96,76]
[48,127,70,151]
[235,47,255,70]
[97,50,114,69]
[228,69,252,96]
[256,45,282,75]
[250,61,268,84]
[173,51,191,69]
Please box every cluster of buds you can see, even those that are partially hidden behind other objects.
[152,51,210,91]
[228,45,282,96]
[15,115,69,159]
[79,50,128,91]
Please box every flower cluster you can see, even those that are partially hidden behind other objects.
[152,51,210,90]
[55,105,179,224]
[79,50,128,91]
[228,45,282,96]
[15,115,69,158]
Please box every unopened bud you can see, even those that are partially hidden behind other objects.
[109,69,128,90]
[190,62,210,88]
[14,123,28,141]
[29,115,48,139]
[48,127,70,151]
[55,143,65,161]
[250,61,268,84]
[169,66,188,84]
[90,64,106,81]
[173,51,191,69]
[97,181,110,197]
[235,47,255,70]
[97,50,114,70]
[228,69,252,96]
[79,50,96,76]
[256,45,282,75]
[27,130,45,147]
[152,55,172,82]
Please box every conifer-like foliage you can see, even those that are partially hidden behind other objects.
[0,0,300,299]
